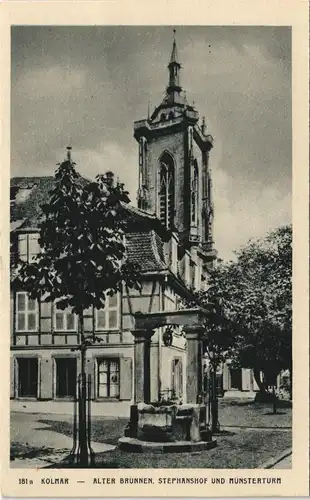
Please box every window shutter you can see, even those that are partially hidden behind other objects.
[10,356,15,398]
[119,357,132,401]
[179,360,183,399]
[29,233,39,261]
[18,234,28,261]
[40,357,53,400]
[222,364,230,391]
[85,357,95,399]
[242,369,251,391]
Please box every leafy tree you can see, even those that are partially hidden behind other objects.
[15,151,140,464]
[203,225,292,409]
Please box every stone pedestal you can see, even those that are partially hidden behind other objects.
[131,329,154,404]
[184,326,204,404]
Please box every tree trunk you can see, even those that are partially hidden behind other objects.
[78,312,88,466]
[272,385,277,414]
[253,367,267,394]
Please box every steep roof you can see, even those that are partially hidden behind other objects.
[10,177,55,229]
[10,175,89,229]
[10,176,168,273]
[126,230,167,272]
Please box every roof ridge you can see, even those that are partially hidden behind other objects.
[11,173,89,183]
[121,202,158,220]
[150,229,167,268]
[11,175,55,181]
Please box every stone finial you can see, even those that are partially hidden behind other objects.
[201,117,206,135]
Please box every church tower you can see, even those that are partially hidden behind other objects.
[134,32,216,271]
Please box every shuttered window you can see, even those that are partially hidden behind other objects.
[18,233,40,262]
[97,358,120,398]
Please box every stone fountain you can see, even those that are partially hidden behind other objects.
[118,309,217,453]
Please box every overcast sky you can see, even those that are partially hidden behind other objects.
[11,26,291,260]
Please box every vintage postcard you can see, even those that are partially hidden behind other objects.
[0,0,309,497]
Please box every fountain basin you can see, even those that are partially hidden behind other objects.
[119,402,216,453]
[118,436,217,453]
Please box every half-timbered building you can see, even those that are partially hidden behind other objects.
[10,37,262,416]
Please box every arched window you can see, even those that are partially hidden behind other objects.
[159,153,175,229]
[160,113,166,121]
[191,161,198,226]
[169,111,174,120]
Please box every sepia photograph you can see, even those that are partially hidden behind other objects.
[8,24,294,472]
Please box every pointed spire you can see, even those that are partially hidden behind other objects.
[169,29,180,65]
[201,116,206,135]
[167,29,182,95]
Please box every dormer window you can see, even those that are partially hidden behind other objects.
[18,233,40,262]
[159,152,175,229]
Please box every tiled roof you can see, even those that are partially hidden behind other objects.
[10,177,55,228]
[10,176,168,273]
[10,176,88,229]
[126,230,167,272]
[119,202,168,236]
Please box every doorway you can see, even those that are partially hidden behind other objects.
[56,358,77,398]
[229,368,242,390]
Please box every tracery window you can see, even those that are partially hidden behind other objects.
[159,153,175,229]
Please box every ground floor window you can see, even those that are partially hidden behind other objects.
[56,358,77,398]
[172,358,183,399]
[230,368,242,390]
[97,358,120,398]
[18,358,38,397]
